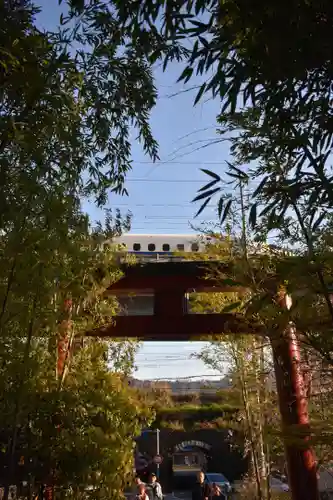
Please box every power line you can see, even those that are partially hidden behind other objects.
[131,221,218,224]
[126,178,209,183]
[147,374,224,381]
[143,216,216,219]
[136,356,195,360]
[115,203,215,207]
[128,230,194,232]
[133,160,223,165]
[129,229,218,231]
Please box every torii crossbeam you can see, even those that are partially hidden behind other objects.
[87,260,260,340]
[85,260,319,500]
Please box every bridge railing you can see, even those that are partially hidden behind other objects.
[117,253,187,263]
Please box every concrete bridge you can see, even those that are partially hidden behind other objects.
[135,428,247,493]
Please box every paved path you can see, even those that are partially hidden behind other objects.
[167,491,234,500]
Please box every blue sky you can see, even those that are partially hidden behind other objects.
[37,1,229,380]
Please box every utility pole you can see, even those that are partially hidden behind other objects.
[140,428,161,478]
[156,429,160,479]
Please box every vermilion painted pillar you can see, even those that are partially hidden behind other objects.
[272,293,319,500]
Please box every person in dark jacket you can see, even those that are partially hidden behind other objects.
[146,473,163,500]
[192,472,210,500]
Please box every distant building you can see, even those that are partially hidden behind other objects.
[128,377,231,395]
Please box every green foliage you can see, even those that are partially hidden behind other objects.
[0,198,149,496]
[0,2,164,495]
[190,239,333,497]
[0,1,159,209]
[158,402,239,414]
[109,0,333,212]
[155,402,240,432]
[0,200,147,496]
[192,107,333,248]
[113,0,333,109]
[0,341,152,497]
[106,0,333,322]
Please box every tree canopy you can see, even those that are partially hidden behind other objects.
[0,2,161,497]
[1,0,159,211]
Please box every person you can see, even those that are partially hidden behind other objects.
[147,473,163,500]
[132,476,146,500]
[211,483,222,499]
[192,472,210,500]
[136,484,149,500]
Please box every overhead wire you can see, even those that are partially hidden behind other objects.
[115,203,216,207]
[147,374,225,381]
[126,178,212,183]
[132,160,228,165]
[130,221,217,225]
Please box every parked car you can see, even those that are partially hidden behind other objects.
[232,476,289,496]
[270,476,289,493]
[204,472,232,494]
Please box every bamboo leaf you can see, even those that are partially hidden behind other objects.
[249,203,257,228]
[221,199,232,223]
[198,179,219,192]
[226,162,249,182]
[200,169,221,180]
[313,212,327,231]
[192,187,220,202]
[222,301,242,313]
[260,201,278,218]
[253,177,269,197]
[195,197,212,217]
[218,197,224,219]
[194,83,207,105]
[177,66,194,83]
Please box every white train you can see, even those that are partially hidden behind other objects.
[112,233,214,255]
[110,233,280,259]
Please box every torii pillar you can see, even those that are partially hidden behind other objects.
[87,261,319,500]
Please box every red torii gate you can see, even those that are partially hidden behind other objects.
[87,260,319,500]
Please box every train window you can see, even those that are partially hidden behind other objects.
[148,243,156,251]
[162,243,170,251]
[133,243,141,251]
[191,243,199,252]
[177,244,185,251]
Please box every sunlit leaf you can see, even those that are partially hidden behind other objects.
[222,301,242,313]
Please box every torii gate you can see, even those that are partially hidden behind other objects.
[86,260,319,500]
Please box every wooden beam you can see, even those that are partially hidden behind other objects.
[108,285,240,296]
[106,276,242,294]
[106,260,245,294]
[86,314,263,340]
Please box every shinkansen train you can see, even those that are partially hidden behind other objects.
[112,233,214,256]
[110,233,278,261]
